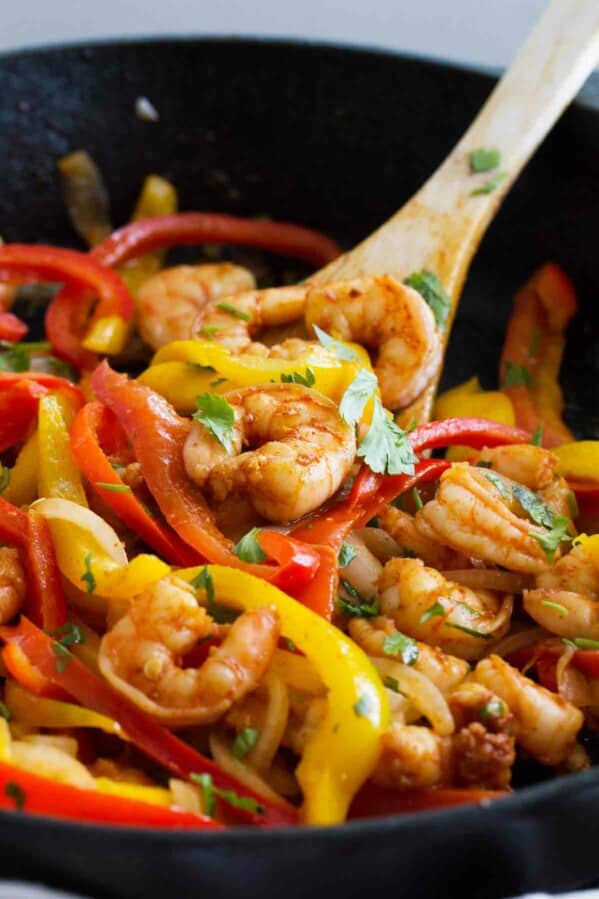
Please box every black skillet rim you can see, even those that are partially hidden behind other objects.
[0,33,598,845]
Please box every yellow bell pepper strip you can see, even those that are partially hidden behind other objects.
[117,174,178,295]
[57,150,113,247]
[554,442,599,484]
[2,431,38,506]
[38,393,87,506]
[0,617,296,827]
[94,777,172,807]
[142,339,370,413]
[434,376,515,461]
[499,263,577,447]
[4,680,123,737]
[176,565,390,825]
[82,314,131,355]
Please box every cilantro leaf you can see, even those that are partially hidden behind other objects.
[419,601,446,624]
[0,702,12,721]
[470,147,501,173]
[0,466,10,494]
[338,541,357,568]
[411,487,423,510]
[190,772,264,816]
[446,623,492,639]
[383,676,401,693]
[312,324,360,362]
[53,622,86,648]
[530,424,543,446]
[531,514,572,562]
[484,470,511,501]
[200,325,220,339]
[193,393,235,453]
[479,700,505,720]
[0,344,29,373]
[353,694,372,718]
[80,553,96,594]
[511,483,555,529]
[337,579,379,618]
[503,361,532,388]
[190,772,216,817]
[285,638,296,652]
[571,637,599,650]
[95,482,132,494]
[404,270,451,329]
[216,788,264,815]
[383,631,419,665]
[339,369,378,426]
[357,398,416,476]
[232,727,260,760]
[191,566,239,624]
[280,368,316,387]
[190,566,215,601]
[210,377,228,388]
[233,528,267,563]
[52,641,73,673]
[470,171,507,196]
[540,599,569,616]
[216,302,251,321]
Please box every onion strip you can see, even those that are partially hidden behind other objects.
[441,569,532,593]
[370,658,454,736]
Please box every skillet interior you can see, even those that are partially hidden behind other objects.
[0,37,598,899]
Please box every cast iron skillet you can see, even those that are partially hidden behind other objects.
[1,38,599,899]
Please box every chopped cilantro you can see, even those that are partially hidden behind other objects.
[80,553,96,594]
[476,460,493,469]
[232,727,260,760]
[52,641,73,673]
[456,601,483,618]
[280,368,316,387]
[470,147,501,173]
[511,483,555,529]
[353,694,372,718]
[540,600,569,616]
[284,638,296,652]
[191,566,238,624]
[502,361,532,388]
[383,676,401,693]
[571,637,599,651]
[479,700,504,720]
[339,369,378,426]
[411,487,423,510]
[0,344,29,373]
[233,528,267,563]
[189,772,264,816]
[190,566,215,600]
[446,623,492,639]
[199,325,220,339]
[419,601,446,624]
[5,781,25,811]
[193,393,235,453]
[470,171,507,196]
[337,579,379,618]
[338,541,358,569]
[209,377,228,388]
[95,482,132,494]
[356,396,416,476]
[383,631,419,665]
[404,270,451,328]
[0,702,11,722]
[531,514,572,563]
[53,622,86,648]
[484,470,511,501]
[216,302,251,321]
[312,324,360,362]
[568,490,580,520]
[0,466,10,494]
[530,424,543,446]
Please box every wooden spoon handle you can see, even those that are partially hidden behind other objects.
[312,0,599,420]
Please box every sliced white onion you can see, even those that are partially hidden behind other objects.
[441,569,532,593]
[354,527,402,563]
[32,497,127,565]
[371,657,454,736]
[489,626,549,660]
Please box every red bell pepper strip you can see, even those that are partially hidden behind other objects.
[508,641,599,683]
[92,212,341,269]
[0,371,84,408]
[257,530,320,594]
[290,544,339,620]
[0,312,28,342]
[0,496,29,546]
[292,460,450,551]
[349,783,507,819]
[0,381,46,453]
[70,402,200,567]
[408,418,531,454]
[45,283,98,371]
[91,362,321,588]
[0,618,297,828]
[0,759,220,829]
[23,512,68,633]
[2,639,65,699]
[565,480,599,534]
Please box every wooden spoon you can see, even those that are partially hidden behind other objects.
[310,0,599,423]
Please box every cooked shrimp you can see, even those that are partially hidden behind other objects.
[0,548,25,625]
[378,506,468,569]
[473,654,583,765]
[415,464,550,574]
[137,263,256,349]
[304,275,441,409]
[379,557,513,660]
[348,617,470,693]
[373,724,450,790]
[524,542,599,638]
[99,575,280,725]
[475,444,572,519]
[194,285,308,353]
[183,383,355,523]
[448,681,515,734]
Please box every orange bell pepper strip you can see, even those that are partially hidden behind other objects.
[70,402,200,567]
[499,263,577,447]
[92,211,341,269]
[91,361,322,588]
[0,758,220,829]
[0,618,297,828]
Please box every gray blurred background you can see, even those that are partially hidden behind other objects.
[1,0,547,67]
